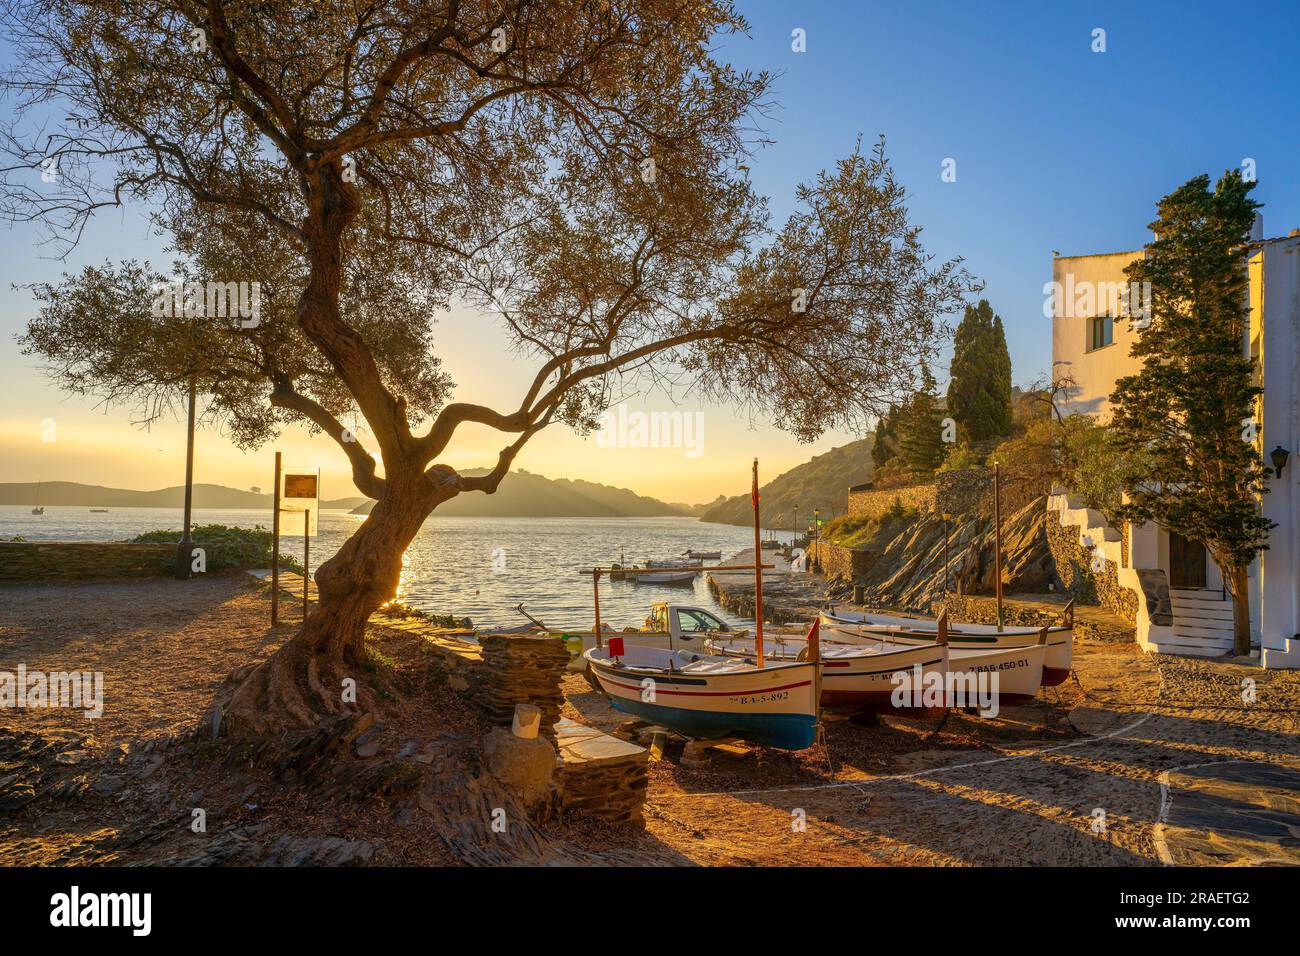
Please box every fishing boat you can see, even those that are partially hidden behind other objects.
[633,569,696,585]
[684,549,722,560]
[584,643,819,749]
[819,605,1074,686]
[707,631,948,714]
[943,642,1048,704]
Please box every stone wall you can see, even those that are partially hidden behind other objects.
[1045,509,1138,623]
[934,467,1044,520]
[805,539,880,582]
[470,634,571,744]
[846,483,936,520]
[0,541,175,581]
[555,719,648,826]
[938,593,1136,644]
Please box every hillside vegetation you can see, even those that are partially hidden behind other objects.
[0,481,366,511]
[697,437,874,529]
[351,469,688,518]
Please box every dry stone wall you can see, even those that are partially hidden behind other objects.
[0,542,175,581]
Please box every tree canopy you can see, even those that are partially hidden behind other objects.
[946,298,1012,442]
[1110,170,1271,653]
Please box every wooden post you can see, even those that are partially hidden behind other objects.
[752,458,765,668]
[994,463,1004,631]
[593,569,603,648]
[271,452,281,626]
[303,508,310,616]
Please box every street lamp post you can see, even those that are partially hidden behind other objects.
[174,376,197,580]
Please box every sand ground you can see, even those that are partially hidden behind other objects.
[2,575,1297,866]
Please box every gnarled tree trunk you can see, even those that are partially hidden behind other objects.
[220,463,451,738]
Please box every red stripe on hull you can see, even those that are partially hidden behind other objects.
[1041,666,1069,687]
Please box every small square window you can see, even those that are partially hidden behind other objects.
[1089,315,1113,351]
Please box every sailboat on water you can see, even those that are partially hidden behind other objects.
[31,480,45,515]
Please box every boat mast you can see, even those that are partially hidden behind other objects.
[752,458,765,667]
[994,462,1004,631]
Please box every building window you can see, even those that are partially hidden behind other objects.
[1088,315,1113,351]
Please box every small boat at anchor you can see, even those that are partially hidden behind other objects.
[684,549,722,560]
[633,569,697,585]
[583,643,819,750]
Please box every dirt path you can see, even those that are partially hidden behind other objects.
[564,643,1300,865]
[4,577,1297,867]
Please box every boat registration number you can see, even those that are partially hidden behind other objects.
[733,691,790,705]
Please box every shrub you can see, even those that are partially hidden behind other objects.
[128,524,303,573]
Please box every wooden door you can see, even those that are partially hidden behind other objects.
[1168,531,1206,589]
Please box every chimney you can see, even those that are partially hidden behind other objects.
[1250,212,1264,242]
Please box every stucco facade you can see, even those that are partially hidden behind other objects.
[1050,231,1300,667]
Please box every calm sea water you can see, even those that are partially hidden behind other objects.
[1,506,791,629]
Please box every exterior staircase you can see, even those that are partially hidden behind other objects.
[1163,588,1236,657]
[1047,487,1238,660]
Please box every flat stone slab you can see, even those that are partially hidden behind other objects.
[556,718,647,767]
[1159,761,1300,866]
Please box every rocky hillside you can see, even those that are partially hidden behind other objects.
[824,497,1055,613]
[698,437,874,529]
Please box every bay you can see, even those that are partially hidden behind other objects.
[2,507,792,629]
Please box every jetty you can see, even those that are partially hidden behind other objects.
[706,547,828,623]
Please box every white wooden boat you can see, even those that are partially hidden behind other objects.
[706,634,948,714]
[820,608,1073,686]
[583,644,819,749]
[633,569,697,585]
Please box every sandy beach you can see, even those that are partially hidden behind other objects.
[2,575,1297,866]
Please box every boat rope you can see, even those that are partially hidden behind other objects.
[652,709,1156,800]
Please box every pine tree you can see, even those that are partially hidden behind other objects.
[898,367,945,475]
[871,403,901,468]
[1110,171,1273,656]
[947,299,1013,441]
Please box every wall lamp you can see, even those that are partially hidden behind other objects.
[1269,445,1290,479]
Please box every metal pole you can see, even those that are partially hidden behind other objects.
[303,508,310,616]
[752,459,765,668]
[593,570,603,648]
[174,376,197,580]
[994,464,1004,631]
[271,452,281,625]
[943,512,950,593]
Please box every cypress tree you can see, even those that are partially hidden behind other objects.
[1110,171,1272,656]
[947,299,1013,441]
[898,366,945,475]
[872,403,901,468]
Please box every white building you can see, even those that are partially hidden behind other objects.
[1049,220,1299,668]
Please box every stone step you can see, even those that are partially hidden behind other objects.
[1169,588,1231,603]
[1170,603,1235,620]
[1170,624,1236,641]
[1175,616,1232,632]
[1151,638,1232,657]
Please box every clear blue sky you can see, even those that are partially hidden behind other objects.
[2,1,1297,500]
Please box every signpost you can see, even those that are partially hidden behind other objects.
[272,463,319,623]
[271,452,281,625]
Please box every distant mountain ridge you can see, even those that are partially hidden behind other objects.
[0,481,367,511]
[350,469,689,518]
[697,437,875,529]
